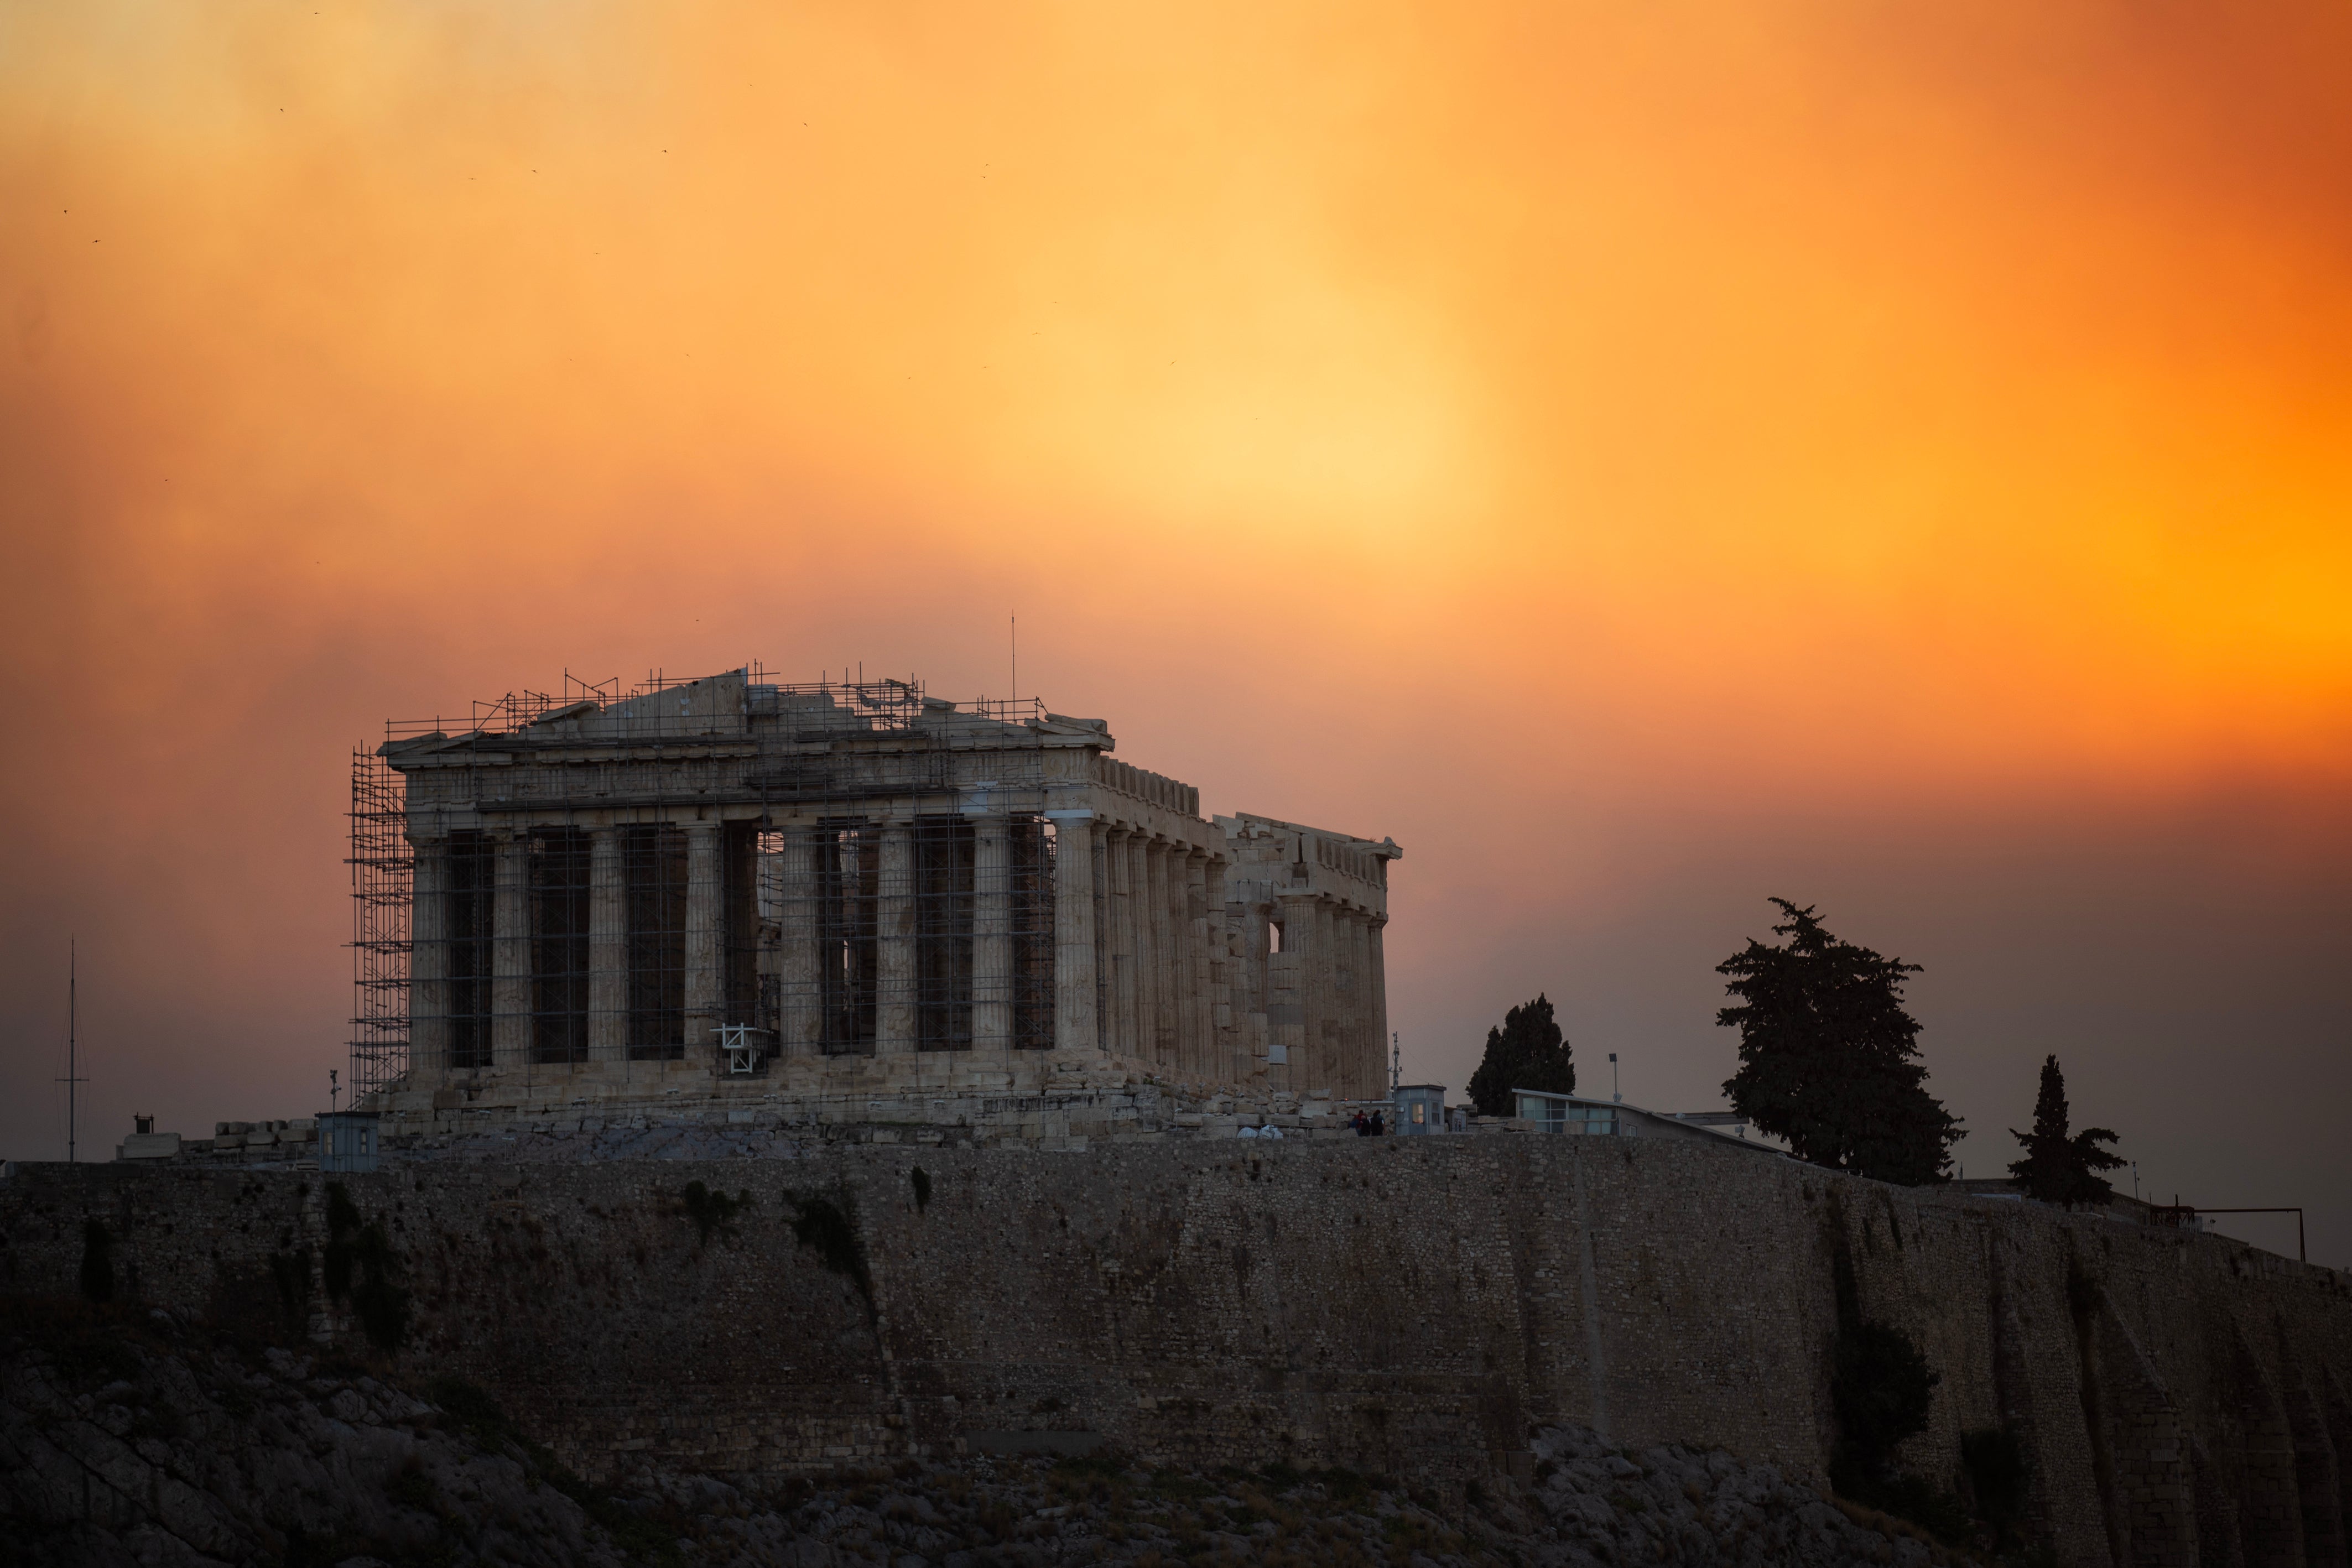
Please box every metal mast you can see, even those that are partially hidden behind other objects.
[60,939,84,1163]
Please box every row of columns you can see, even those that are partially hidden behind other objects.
[1091,822,1227,1082]
[1248,893,1388,1101]
[410,821,727,1070]
[414,816,1060,1069]
[410,814,1386,1090]
[763,816,1033,1054]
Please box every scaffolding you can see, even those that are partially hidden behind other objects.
[347,747,412,1102]
[358,670,1067,1085]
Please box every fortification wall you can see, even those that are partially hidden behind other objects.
[5,1138,2348,1568]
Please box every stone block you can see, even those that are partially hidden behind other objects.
[117,1132,182,1161]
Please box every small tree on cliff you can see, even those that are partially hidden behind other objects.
[2008,1054,2123,1205]
[1719,899,1960,1185]
[1466,994,1575,1117]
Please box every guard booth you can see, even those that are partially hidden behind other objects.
[1394,1083,1448,1135]
[319,1111,380,1172]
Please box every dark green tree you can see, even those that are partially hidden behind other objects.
[1832,1320,1940,1478]
[2007,1054,2123,1205]
[1718,899,1961,1185]
[1466,993,1574,1117]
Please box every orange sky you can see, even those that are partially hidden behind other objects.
[4,2,2348,1256]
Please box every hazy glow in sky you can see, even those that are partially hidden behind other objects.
[3,2,2346,1255]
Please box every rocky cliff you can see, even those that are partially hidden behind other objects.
[0,1296,1970,1567]
[4,1134,2347,1567]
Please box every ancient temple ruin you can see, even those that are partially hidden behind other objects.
[350,670,1398,1113]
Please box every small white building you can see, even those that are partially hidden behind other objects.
[1508,1089,1783,1157]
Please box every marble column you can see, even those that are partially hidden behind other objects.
[1329,907,1355,1101]
[1146,840,1176,1070]
[1181,850,1210,1082]
[1130,834,1157,1066]
[1240,903,1269,1023]
[777,824,821,1055]
[1203,858,1241,1082]
[587,829,626,1062]
[1368,913,1390,1101]
[492,830,530,1069]
[1105,829,1137,1060]
[683,821,723,1060]
[1347,910,1373,1100]
[1314,899,1340,1095]
[972,815,1012,1051]
[1047,810,1099,1053]
[1278,890,1318,1093]
[408,834,450,1073]
[873,820,918,1051]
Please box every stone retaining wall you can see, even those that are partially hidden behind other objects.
[5,1135,2348,1567]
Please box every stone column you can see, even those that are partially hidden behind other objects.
[1314,899,1340,1096]
[1181,850,1210,1083]
[1278,891,1318,1093]
[1368,913,1390,1100]
[492,830,531,1069]
[1046,810,1099,1053]
[684,821,723,1062]
[408,835,450,1074]
[1130,834,1157,1065]
[972,815,1012,1051]
[1105,829,1137,1060]
[1146,840,1176,1070]
[1240,903,1269,1020]
[1204,858,1240,1082]
[587,829,626,1062]
[1347,910,1373,1101]
[1131,838,1152,1066]
[1345,907,1364,1105]
[875,820,918,1051]
[777,823,822,1055]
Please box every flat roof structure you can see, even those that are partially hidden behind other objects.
[1510,1088,1784,1156]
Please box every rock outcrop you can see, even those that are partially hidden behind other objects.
[3,1297,1982,1567]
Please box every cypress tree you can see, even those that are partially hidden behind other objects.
[2007,1054,2123,1205]
[1718,899,1961,1185]
[1466,993,1575,1117]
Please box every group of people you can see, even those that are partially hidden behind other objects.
[1231,1108,1391,1138]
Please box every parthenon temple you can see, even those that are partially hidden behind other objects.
[354,670,1399,1110]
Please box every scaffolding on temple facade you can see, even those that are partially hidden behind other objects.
[352,661,1401,1107]
[347,747,412,1103]
[351,668,1070,1093]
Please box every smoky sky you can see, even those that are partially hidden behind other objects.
[3,0,2348,1263]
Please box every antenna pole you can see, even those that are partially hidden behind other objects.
[1391,1031,1400,1095]
[59,938,86,1163]
[1011,614,1017,698]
